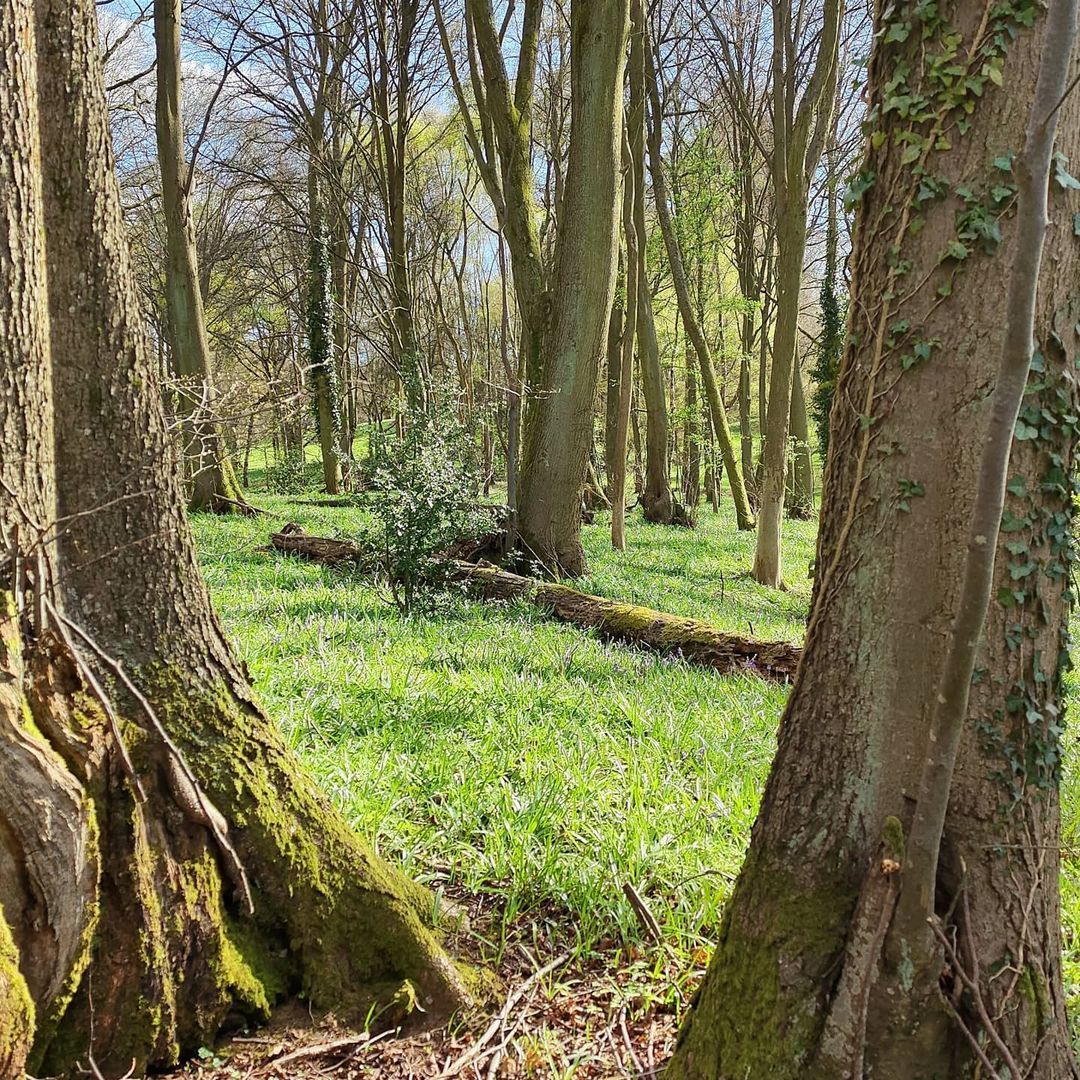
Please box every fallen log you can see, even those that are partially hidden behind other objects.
[269,521,375,566]
[450,563,801,681]
[267,525,802,681]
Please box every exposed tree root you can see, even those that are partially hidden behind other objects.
[268,526,802,681]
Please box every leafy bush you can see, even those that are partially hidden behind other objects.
[372,411,495,613]
[264,455,325,494]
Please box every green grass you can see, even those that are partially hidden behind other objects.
[193,497,813,959]
[192,493,1080,1034]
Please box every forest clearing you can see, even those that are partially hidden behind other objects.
[5,0,1080,1074]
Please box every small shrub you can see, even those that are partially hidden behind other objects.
[264,455,324,494]
[372,410,495,612]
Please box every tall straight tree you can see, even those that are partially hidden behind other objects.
[751,0,842,586]
[627,0,681,526]
[644,30,755,532]
[0,0,473,1073]
[515,0,631,575]
[667,0,1080,1071]
[610,143,639,550]
[434,0,544,515]
[154,0,252,514]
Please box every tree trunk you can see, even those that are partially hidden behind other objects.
[753,182,807,583]
[2,2,474,1074]
[604,291,624,492]
[307,152,342,495]
[683,346,702,509]
[516,0,630,576]
[460,0,547,401]
[269,528,803,681]
[786,353,814,519]
[627,0,679,527]
[0,5,98,1071]
[643,37,754,531]
[153,0,252,515]
[751,0,841,586]
[667,1,1080,1074]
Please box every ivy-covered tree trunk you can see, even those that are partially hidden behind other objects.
[809,145,845,461]
[667,0,1080,1074]
[786,356,814,519]
[516,0,630,576]
[0,1,474,1075]
[307,152,343,495]
[153,0,252,515]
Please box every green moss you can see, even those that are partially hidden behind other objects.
[882,815,905,860]
[0,904,34,1077]
[666,845,853,1079]
[137,665,477,1022]
[1018,962,1051,1034]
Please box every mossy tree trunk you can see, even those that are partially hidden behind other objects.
[153,0,253,516]
[0,2,474,1076]
[667,0,1080,1074]
[516,0,631,576]
[0,6,98,1069]
[786,354,814,519]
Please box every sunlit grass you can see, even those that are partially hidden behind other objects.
[193,496,811,959]
[192,493,1080,1036]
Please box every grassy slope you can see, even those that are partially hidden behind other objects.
[192,497,1080,1022]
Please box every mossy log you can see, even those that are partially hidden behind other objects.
[269,526,802,681]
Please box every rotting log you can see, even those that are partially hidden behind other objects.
[270,522,376,566]
[268,525,802,681]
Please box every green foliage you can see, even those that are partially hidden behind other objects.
[809,272,846,458]
[263,454,325,495]
[192,500,814,960]
[372,407,495,613]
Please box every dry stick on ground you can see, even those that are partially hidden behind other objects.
[434,953,571,1079]
[621,882,663,944]
[267,525,803,681]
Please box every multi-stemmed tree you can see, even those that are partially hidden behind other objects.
[668,0,1080,1070]
[0,1,474,1075]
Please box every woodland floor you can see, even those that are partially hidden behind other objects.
[172,491,1080,1077]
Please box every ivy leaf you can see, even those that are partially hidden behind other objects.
[945,240,969,260]
[1014,419,1040,440]
[1053,152,1080,190]
[1006,475,1028,497]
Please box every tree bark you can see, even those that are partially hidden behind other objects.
[628,0,680,526]
[683,345,702,509]
[153,0,252,515]
[0,1,475,1073]
[307,151,343,495]
[786,353,814,519]
[516,0,631,576]
[667,0,1080,1073]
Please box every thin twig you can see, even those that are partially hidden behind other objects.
[44,597,146,802]
[435,953,570,1079]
